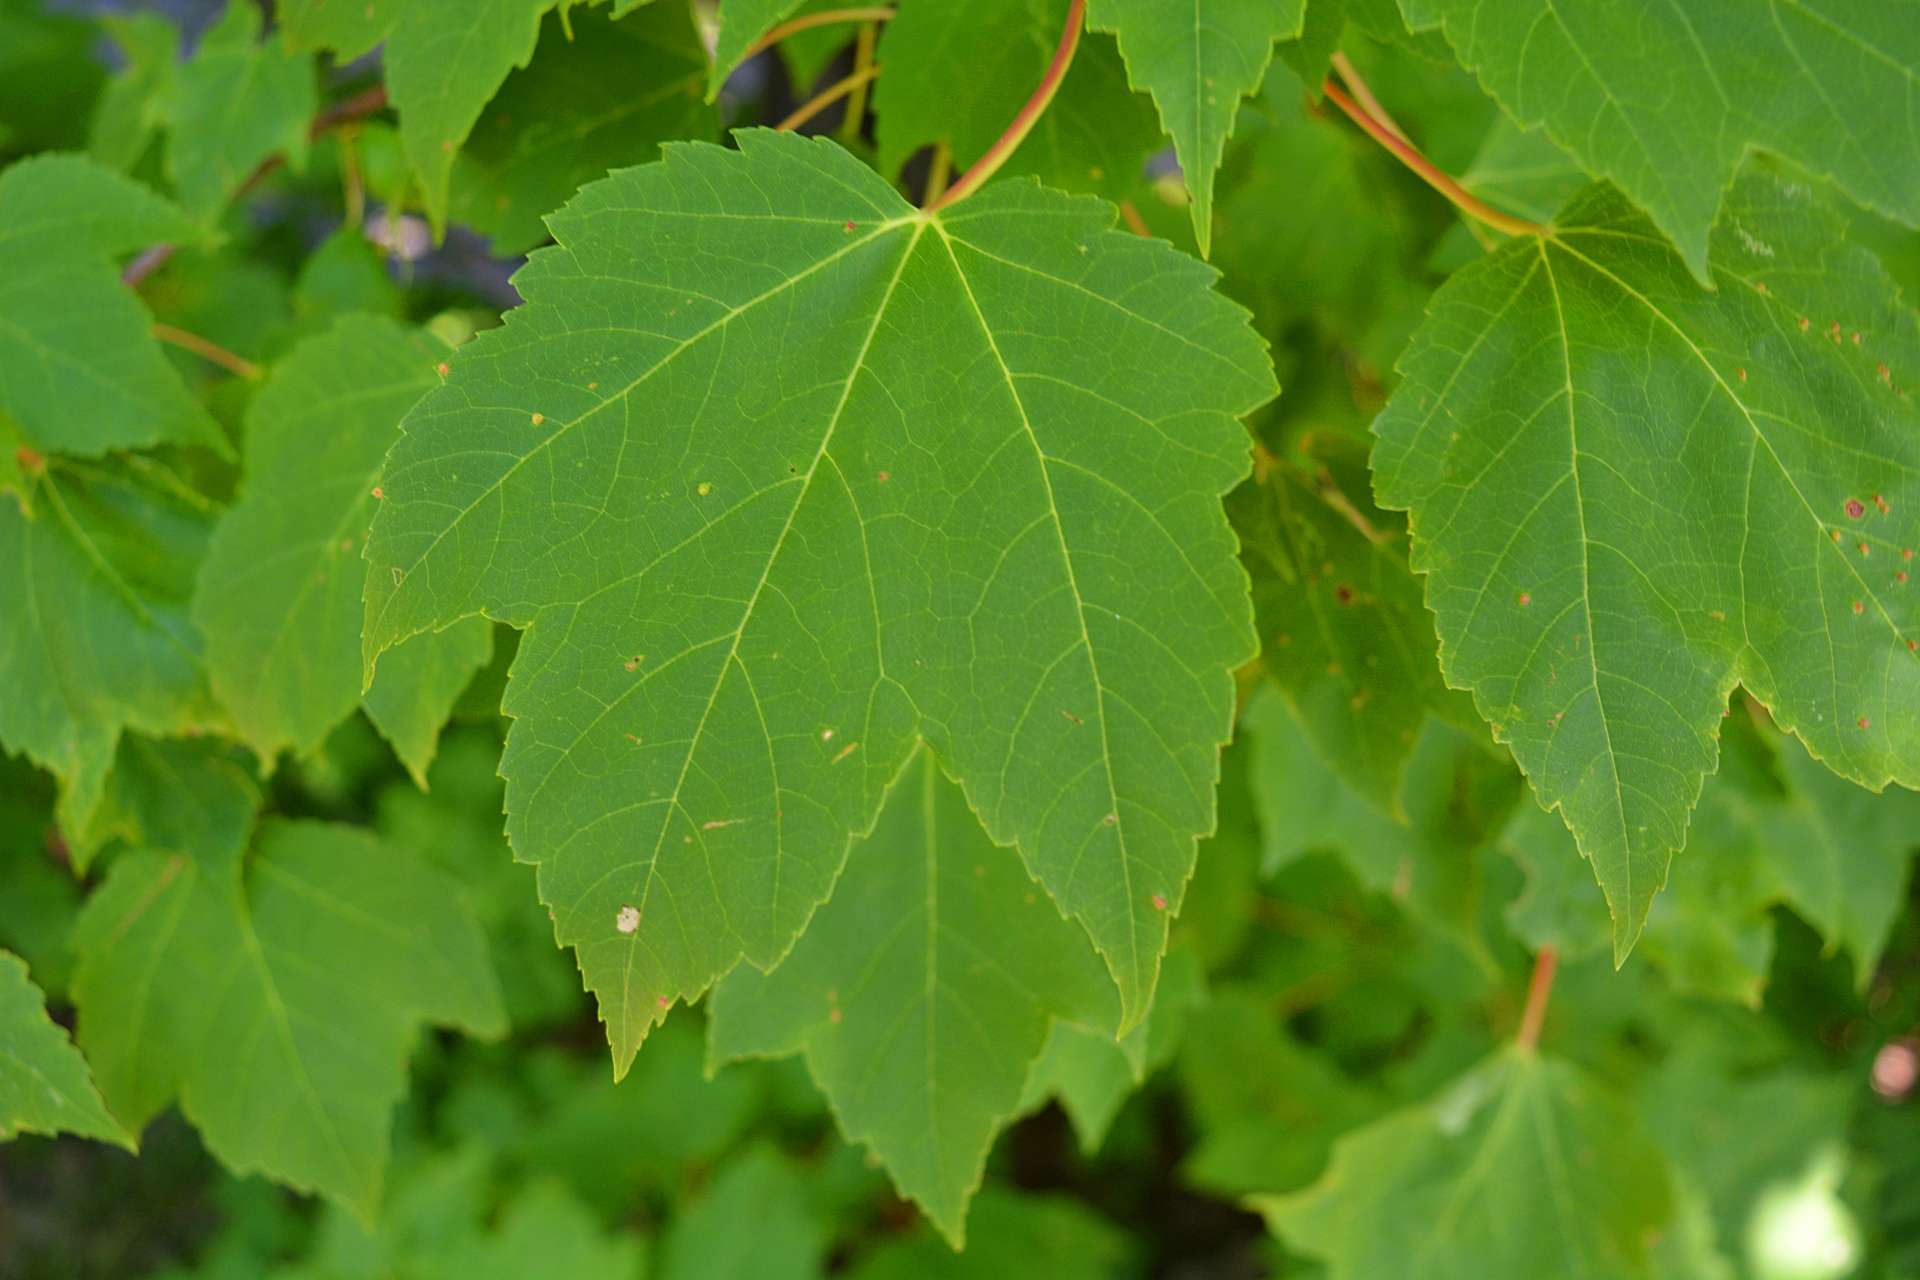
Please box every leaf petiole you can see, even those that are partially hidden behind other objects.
[1515,945,1559,1052]
[746,7,897,59]
[925,0,1086,212]
[776,64,883,133]
[151,324,261,380]
[1321,78,1546,240]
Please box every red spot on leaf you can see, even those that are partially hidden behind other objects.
[1853,600,1866,614]
[1847,499,1866,518]
[1800,316,1811,330]
[1518,592,1531,606]
[845,221,856,231]
[1333,583,1355,605]
[1860,717,1871,729]
[1151,893,1168,911]
[372,486,384,499]
[436,362,449,376]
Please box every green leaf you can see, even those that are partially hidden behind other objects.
[1458,116,1588,227]
[872,2,1162,202]
[67,732,260,877]
[845,1188,1128,1280]
[193,315,445,763]
[0,948,128,1149]
[0,754,81,999]
[1017,944,1205,1155]
[1088,0,1306,254]
[655,1146,824,1280]
[71,819,506,1218]
[0,0,106,161]
[87,13,180,174]
[1230,447,1476,811]
[1178,987,1383,1197]
[1373,168,1920,956]
[434,1178,648,1280]
[0,154,219,456]
[450,0,717,258]
[279,0,553,235]
[711,747,1121,1244]
[708,0,803,97]
[1254,1047,1674,1279]
[1,456,216,834]
[1419,0,1920,280]
[161,0,317,223]
[362,130,1272,1053]
[363,620,496,786]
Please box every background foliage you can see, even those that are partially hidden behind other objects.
[3,1,1920,1277]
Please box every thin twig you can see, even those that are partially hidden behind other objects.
[122,244,178,288]
[746,7,896,58]
[1322,80,1546,239]
[776,64,883,132]
[1117,198,1151,237]
[1516,945,1559,1052]
[152,324,261,380]
[927,0,1085,211]
[1329,52,1407,144]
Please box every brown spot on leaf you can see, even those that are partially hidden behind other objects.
[1847,499,1866,518]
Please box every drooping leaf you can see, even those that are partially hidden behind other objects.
[1230,446,1477,811]
[1373,168,1920,955]
[1254,1047,1674,1279]
[67,732,260,876]
[707,0,803,97]
[71,819,506,1218]
[1417,0,1920,279]
[0,949,129,1148]
[654,1146,824,1280]
[450,0,717,258]
[361,130,1272,1056]
[872,1,1162,202]
[711,747,1122,1244]
[161,0,317,223]
[1088,0,1306,254]
[193,315,448,763]
[0,154,219,456]
[846,1188,1128,1280]
[1,456,216,835]
[279,0,553,235]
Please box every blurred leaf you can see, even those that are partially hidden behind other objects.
[846,1188,1128,1280]
[655,1146,824,1280]
[68,732,260,876]
[0,0,106,160]
[88,13,180,174]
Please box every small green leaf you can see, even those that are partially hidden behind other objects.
[450,0,718,258]
[1458,115,1588,227]
[0,154,219,456]
[67,732,260,877]
[364,620,496,787]
[1374,169,1920,956]
[1254,1047,1674,1279]
[708,0,804,97]
[161,0,317,223]
[1419,0,1920,279]
[363,130,1271,1053]
[87,13,179,174]
[0,949,129,1149]
[71,819,506,1218]
[194,315,444,763]
[1,456,215,834]
[1089,0,1306,254]
[711,748,1122,1244]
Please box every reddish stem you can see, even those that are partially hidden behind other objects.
[1516,945,1559,1052]
[746,7,896,58]
[927,0,1084,211]
[1329,52,1407,143]
[152,324,261,380]
[1322,80,1546,239]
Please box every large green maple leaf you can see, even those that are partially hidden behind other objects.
[362,129,1272,1063]
[1416,0,1920,279]
[72,819,505,1218]
[710,747,1122,1244]
[1089,0,1306,255]
[1373,169,1920,954]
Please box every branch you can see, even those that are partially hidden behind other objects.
[926,0,1085,211]
[152,324,261,380]
[1321,80,1547,240]
[746,7,896,58]
[1329,52,1408,144]
[1516,945,1559,1052]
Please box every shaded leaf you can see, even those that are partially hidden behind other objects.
[845,1188,1128,1280]
[71,819,506,1218]
[0,154,218,456]
[67,732,260,877]
[655,1146,823,1280]
[363,620,496,787]
[0,949,129,1148]
[1254,1047,1673,1279]
[362,130,1271,1055]
[710,747,1122,1244]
